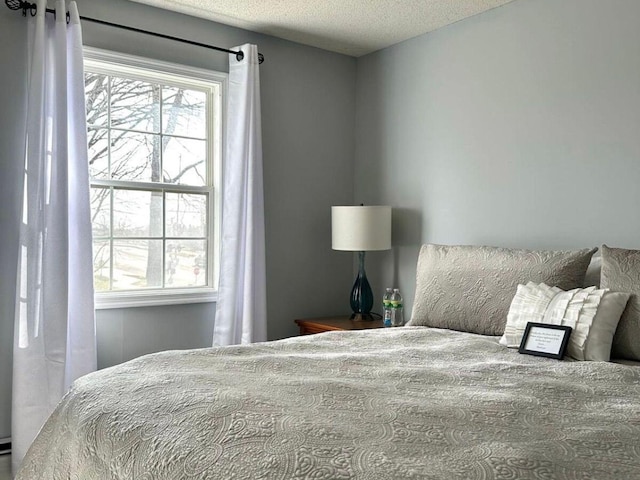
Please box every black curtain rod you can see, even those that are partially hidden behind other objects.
[5,0,265,64]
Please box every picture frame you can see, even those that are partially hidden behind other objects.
[518,322,572,360]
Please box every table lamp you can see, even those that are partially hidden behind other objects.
[331,205,392,321]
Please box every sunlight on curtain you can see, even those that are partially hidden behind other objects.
[12,0,97,473]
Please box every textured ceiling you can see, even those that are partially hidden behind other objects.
[127,0,516,57]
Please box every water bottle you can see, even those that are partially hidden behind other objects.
[390,288,404,326]
[382,288,393,327]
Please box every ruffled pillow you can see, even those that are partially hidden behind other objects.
[500,282,630,361]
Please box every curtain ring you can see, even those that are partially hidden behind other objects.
[235,51,264,64]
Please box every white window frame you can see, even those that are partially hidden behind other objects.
[84,47,226,309]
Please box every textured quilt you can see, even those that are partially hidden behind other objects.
[17,327,640,479]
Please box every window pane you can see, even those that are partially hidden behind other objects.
[113,240,163,290]
[113,189,163,237]
[162,137,206,186]
[93,240,111,292]
[85,72,109,127]
[166,240,206,287]
[162,87,206,139]
[87,128,109,179]
[90,187,111,237]
[110,131,160,182]
[166,193,206,237]
[111,77,160,133]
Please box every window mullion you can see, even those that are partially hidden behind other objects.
[107,75,114,292]
[90,179,208,194]
[109,187,114,291]
[160,84,165,289]
[162,190,166,289]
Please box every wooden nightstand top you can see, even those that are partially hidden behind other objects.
[295,316,385,335]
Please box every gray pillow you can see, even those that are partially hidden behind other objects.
[601,245,640,361]
[584,253,601,288]
[408,244,597,336]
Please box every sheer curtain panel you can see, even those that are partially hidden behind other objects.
[12,0,96,473]
[214,44,267,346]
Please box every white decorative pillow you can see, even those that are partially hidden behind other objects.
[500,282,630,361]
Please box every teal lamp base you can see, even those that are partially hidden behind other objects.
[349,251,374,321]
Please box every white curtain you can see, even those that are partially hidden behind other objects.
[12,0,96,473]
[213,44,267,346]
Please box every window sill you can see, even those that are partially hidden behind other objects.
[95,288,218,310]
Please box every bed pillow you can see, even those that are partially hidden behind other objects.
[500,282,630,361]
[601,245,640,361]
[408,244,596,336]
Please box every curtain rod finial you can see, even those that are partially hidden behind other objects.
[5,0,36,16]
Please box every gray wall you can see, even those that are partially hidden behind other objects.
[355,0,640,318]
[0,0,356,439]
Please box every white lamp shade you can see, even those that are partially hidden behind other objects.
[331,206,392,251]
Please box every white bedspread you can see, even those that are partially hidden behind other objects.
[16,327,640,479]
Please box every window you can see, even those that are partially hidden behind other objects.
[84,48,225,308]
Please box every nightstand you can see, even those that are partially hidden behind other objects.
[294,316,385,335]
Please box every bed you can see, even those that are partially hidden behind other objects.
[16,244,640,479]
